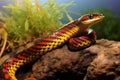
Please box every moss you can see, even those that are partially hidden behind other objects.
[2,0,73,46]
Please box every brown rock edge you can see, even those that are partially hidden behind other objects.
[17,39,120,80]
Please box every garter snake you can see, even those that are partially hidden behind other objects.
[0,13,104,80]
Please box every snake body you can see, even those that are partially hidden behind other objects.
[0,13,104,80]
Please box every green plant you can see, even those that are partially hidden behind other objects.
[2,0,73,46]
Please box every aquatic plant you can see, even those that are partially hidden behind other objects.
[2,0,73,46]
[0,16,8,57]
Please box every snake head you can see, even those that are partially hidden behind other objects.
[78,13,105,29]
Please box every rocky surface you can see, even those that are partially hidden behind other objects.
[16,39,120,80]
[84,40,120,80]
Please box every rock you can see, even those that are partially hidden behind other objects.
[84,40,120,80]
[25,45,96,80]
[16,39,120,80]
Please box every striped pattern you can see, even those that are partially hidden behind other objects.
[68,30,96,51]
[0,13,102,80]
[0,20,85,80]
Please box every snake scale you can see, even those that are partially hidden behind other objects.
[0,13,104,80]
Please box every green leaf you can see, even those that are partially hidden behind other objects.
[24,18,29,32]
[65,11,73,22]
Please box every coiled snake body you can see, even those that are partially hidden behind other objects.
[0,13,104,80]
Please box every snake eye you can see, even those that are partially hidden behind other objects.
[89,14,94,19]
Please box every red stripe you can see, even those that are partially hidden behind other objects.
[6,59,14,64]
[22,52,31,57]
[25,53,31,56]
[44,38,53,41]
[69,38,77,44]
[4,74,10,79]
[11,57,19,62]
[51,36,59,39]
[80,15,89,21]
[60,29,68,33]
[3,63,10,67]
[68,24,76,28]
[37,41,48,45]
[69,36,89,45]
[80,36,89,41]
[34,45,42,49]
[56,32,63,36]
[2,68,8,72]
[29,48,37,53]
[18,54,25,59]
[74,38,82,43]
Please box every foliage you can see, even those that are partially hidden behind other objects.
[0,17,8,57]
[2,0,73,45]
[84,8,120,41]
[2,0,119,50]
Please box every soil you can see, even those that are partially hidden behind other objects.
[10,39,120,80]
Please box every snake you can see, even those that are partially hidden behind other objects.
[0,13,104,80]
